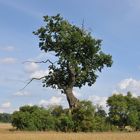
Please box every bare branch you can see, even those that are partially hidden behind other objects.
[23,59,58,65]
[20,76,46,91]
[20,59,57,91]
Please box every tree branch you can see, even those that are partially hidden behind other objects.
[20,76,46,91]
[23,59,58,65]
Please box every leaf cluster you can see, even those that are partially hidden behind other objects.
[33,14,113,90]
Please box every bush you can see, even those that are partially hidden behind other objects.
[12,100,128,132]
[72,100,95,132]
[11,101,97,132]
[55,114,74,132]
[12,105,54,131]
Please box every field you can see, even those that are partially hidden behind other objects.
[0,123,140,140]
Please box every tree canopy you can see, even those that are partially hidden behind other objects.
[107,92,140,130]
[33,14,113,108]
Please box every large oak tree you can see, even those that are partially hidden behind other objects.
[33,14,113,108]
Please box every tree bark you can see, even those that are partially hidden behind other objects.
[64,88,78,108]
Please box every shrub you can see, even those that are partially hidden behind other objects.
[11,105,54,131]
[72,100,95,132]
[55,114,74,132]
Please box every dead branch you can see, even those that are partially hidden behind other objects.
[21,59,57,90]
[23,59,58,65]
[20,76,46,91]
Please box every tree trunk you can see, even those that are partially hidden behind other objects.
[64,88,79,108]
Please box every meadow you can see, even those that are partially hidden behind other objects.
[0,123,140,140]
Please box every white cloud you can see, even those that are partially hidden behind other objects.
[115,78,140,96]
[30,70,49,78]
[39,96,66,108]
[49,96,63,105]
[13,91,31,97]
[24,61,49,79]
[24,62,39,73]
[0,57,16,64]
[118,78,138,90]
[73,90,81,98]
[1,102,11,108]
[88,95,107,109]
[24,61,49,78]
[0,46,15,52]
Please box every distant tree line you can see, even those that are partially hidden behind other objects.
[0,113,11,123]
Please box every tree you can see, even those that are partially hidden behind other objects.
[33,14,113,108]
[107,94,128,129]
[107,92,140,130]
[126,93,140,130]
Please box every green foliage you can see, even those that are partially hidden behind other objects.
[95,106,107,118]
[33,14,113,108]
[55,114,74,132]
[93,107,107,131]
[11,101,96,132]
[12,105,54,131]
[107,92,140,131]
[127,110,139,128]
[93,115,108,131]
[31,108,54,131]
[12,111,31,130]
[48,102,96,132]
[11,95,140,132]
[107,94,128,129]
[72,100,95,132]
[49,105,63,117]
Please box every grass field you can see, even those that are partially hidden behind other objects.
[0,123,140,140]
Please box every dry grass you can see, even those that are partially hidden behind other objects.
[0,123,140,140]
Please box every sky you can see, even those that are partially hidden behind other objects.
[0,0,140,113]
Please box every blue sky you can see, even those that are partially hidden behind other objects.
[0,0,140,113]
